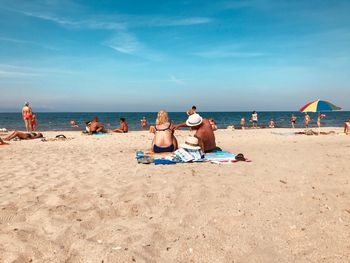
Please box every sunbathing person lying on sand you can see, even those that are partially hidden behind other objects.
[0,138,9,145]
[174,114,220,153]
[4,131,43,141]
[151,110,178,153]
[113,118,128,133]
[345,119,350,135]
[89,117,107,133]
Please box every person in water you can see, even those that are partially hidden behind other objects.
[304,113,311,128]
[269,119,275,128]
[113,118,128,133]
[22,102,33,132]
[89,117,107,133]
[151,110,178,153]
[4,131,43,141]
[240,117,245,130]
[175,113,219,153]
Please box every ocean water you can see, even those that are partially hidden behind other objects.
[0,111,349,131]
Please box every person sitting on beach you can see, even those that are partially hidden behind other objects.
[291,114,297,128]
[175,114,219,153]
[209,119,218,131]
[269,119,275,128]
[151,110,178,153]
[240,117,245,129]
[4,131,43,141]
[113,118,128,133]
[89,117,107,133]
[304,113,311,128]
[186,105,197,116]
[344,119,350,135]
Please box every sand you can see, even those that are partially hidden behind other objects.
[0,128,349,262]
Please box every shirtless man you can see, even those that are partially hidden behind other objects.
[22,102,33,132]
[113,118,128,133]
[304,113,311,128]
[4,131,43,141]
[186,105,197,116]
[174,114,219,153]
[140,117,147,130]
[89,117,107,133]
[344,119,350,135]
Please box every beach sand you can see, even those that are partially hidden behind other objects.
[0,128,349,262]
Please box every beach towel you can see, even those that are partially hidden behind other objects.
[204,151,236,162]
[92,133,109,137]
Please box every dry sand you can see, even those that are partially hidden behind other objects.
[0,128,349,262]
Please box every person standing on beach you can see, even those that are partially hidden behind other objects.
[141,117,147,130]
[187,105,197,116]
[251,111,258,128]
[344,119,350,135]
[22,102,33,132]
[304,113,311,128]
[240,117,245,129]
[31,113,37,131]
[291,114,297,128]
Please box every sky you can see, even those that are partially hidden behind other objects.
[0,0,349,112]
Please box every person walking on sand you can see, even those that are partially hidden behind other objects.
[251,111,258,128]
[344,119,350,135]
[22,102,33,132]
[291,114,297,128]
[304,113,311,128]
[140,117,147,130]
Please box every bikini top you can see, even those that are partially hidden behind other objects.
[155,122,172,132]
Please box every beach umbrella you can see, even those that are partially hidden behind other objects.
[299,99,341,133]
[299,99,341,113]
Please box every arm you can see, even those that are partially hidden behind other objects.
[172,122,188,131]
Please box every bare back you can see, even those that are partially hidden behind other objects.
[195,119,217,152]
[153,122,174,147]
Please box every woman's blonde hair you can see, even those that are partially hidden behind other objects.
[156,110,169,125]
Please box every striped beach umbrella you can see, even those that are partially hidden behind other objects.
[299,100,341,113]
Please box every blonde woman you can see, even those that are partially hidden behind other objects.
[151,110,178,153]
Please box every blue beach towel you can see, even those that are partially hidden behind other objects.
[204,151,236,161]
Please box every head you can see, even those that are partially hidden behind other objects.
[252,111,256,114]
[92,117,99,122]
[120,118,126,123]
[186,114,203,129]
[156,110,169,125]
[192,105,197,110]
[24,102,29,106]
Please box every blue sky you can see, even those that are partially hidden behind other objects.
[0,0,349,112]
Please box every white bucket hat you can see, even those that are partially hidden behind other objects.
[180,136,201,150]
[186,113,203,127]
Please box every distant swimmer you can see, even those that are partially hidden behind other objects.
[113,118,128,133]
[4,131,43,141]
[141,117,147,130]
[269,119,275,128]
[22,102,33,132]
[70,120,79,128]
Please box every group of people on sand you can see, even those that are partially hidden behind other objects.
[151,107,219,154]
[84,117,129,134]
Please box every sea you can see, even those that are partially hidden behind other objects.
[0,111,349,131]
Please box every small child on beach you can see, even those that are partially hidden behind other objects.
[31,113,37,131]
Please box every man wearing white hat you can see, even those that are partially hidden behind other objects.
[175,114,219,153]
